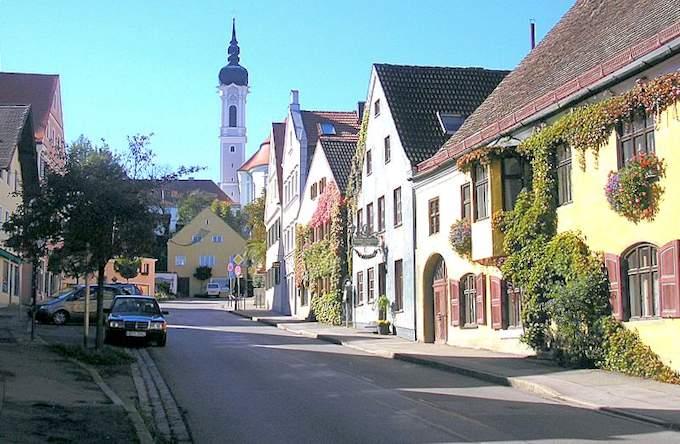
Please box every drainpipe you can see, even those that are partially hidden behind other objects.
[411,181,418,341]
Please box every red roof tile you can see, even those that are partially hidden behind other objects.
[0,72,60,142]
[239,138,270,171]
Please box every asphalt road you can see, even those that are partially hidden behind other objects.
[151,299,680,444]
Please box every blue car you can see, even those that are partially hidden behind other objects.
[104,296,169,346]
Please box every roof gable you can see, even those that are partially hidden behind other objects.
[161,179,231,203]
[374,64,508,166]
[0,105,31,168]
[434,0,680,166]
[0,73,59,142]
[318,136,358,191]
[170,207,243,243]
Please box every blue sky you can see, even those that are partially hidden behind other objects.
[0,0,573,181]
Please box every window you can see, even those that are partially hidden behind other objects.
[141,263,150,275]
[199,256,215,267]
[374,99,381,117]
[502,156,528,211]
[357,208,364,232]
[192,234,203,243]
[506,283,522,328]
[175,256,186,267]
[384,136,391,163]
[230,146,235,153]
[428,197,440,235]
[212,235,223,243]
[319,178,326,194]
[473,163,489,220]
[393,187,402,226]
[461,274,477,326]
[367,267,375,303]
[377,196,385,232]
[320,122,336,135]
[366,203,374,234]
[229,105,237,127]
[461,183,471,220]
[556,145,572,206]
[438,112,466,135]
[394,259,403,311]
[311,182,318,199]
[366,149,372,175]
[618,111,655,166]
[356,271,364,305]
[624,244,659,318]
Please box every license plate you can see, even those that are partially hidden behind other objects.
[126,331,146,337]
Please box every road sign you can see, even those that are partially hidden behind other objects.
[227,263,234,272]
[233,255,244,265]
[234,265,242,276]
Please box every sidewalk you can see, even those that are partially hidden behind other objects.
[233,304,680,431]
[0,308,139,443]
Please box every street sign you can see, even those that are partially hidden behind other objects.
[227,263,234,272]
[233,254,244,265]
[234,265,242,276]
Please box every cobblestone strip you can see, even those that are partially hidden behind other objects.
[130,349,172,441]
[131,362,152,421]
[137,348,191,443]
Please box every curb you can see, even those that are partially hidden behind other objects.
[233,310,680,432]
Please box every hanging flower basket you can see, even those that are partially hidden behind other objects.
[605,153,665,223]
[449,219,472,258]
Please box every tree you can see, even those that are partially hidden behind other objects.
[178,192,214,226]
[193,266,212,294]
[114,257,141,282]
[210,199,246,235]
[243,192,266,268]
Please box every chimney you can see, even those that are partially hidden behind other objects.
[357,101,366,119]
[530,20,536,50]
[290,89,299,106]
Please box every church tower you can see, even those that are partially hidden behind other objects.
[217,18,248,203]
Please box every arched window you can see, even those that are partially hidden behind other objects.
[229,105,237,127]
[433,257,446,282]
[624,243,659,318]
[461,274,476,326]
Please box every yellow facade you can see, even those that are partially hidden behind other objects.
[0,151,24,306]
[61,258,158,296]
[167,207,246,297]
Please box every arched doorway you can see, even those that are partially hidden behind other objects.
[422,254,447,343]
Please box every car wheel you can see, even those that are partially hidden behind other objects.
[52,310,69,326]
[157,336,167,347]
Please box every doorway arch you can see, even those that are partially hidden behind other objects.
[422,254,447,343]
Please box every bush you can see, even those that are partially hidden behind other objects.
[310,291,343,326]
[449,219,472,258]
[605,153,665,223]
[599,317,680,384]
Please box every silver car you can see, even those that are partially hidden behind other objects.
[34,285,133,325]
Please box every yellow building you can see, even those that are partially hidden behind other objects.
[61,258,158,296]
[167,207,246,297]
[413,2,680,369]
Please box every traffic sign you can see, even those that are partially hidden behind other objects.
[234,265,242,276]
[233,254,244,265]
[227,263,234,272]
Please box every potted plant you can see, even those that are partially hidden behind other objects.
[376,295,391,335]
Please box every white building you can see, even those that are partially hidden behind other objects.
[350,64,507,340]
[217,19,248,203]
[264,122,286,312]
[264,90,359,314]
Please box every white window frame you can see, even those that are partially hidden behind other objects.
[175,256,186,267]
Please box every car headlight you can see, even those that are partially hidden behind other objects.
[150,322,166,330]
[109,320,124,328]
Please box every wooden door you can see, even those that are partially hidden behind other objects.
[433,281,448,343]
[178,278,190,298]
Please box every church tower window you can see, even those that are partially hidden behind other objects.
[229,105,237,127]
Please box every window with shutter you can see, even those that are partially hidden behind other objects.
[449,279,460,327]
[604,253,624,320]
[475,274,487,325]
[658,240,680,318]
[490,276,504,330]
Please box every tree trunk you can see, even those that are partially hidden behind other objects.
[95,264,106,350]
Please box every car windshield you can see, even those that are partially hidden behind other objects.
[111,298,161,315]
[52,288,76,300]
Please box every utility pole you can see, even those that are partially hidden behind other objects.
[84,275,90,347]
[30,258,38,341]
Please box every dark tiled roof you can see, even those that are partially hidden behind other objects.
[375,64,508,166]
[319,135,358,191]
[0,73,59,142]
[272,122,286,197]
[434,0,680,165]
[301,111,360,149]
[162,179,231,203]
[0,105,31,169]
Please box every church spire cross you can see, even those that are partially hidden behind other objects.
[228,18,240,65]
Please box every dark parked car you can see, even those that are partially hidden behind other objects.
[104,296,168,346]
[34,284,135,325]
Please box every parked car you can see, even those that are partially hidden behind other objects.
[205,282,221,297]
[34,284,135,325]
[104,296,168,346]
[110,283,143,295]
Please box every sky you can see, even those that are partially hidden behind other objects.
[0,0,573,182]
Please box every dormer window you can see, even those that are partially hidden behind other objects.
[320,123,336,135]
[438,112,466,135]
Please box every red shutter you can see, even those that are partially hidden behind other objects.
[604,253,624,320]
[659,240,680,318]
[449,279,460,327]
[490,276,504,330]
[475,273,487,325]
